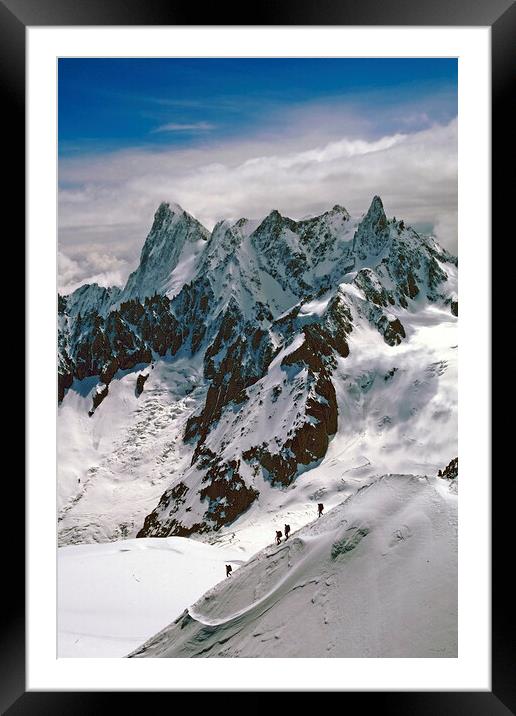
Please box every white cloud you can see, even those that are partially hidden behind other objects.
[58,248,129,295]
[59,114,457,290]
[58,251,83,289]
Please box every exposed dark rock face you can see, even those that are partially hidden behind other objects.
[354,268,394,307]
[137,453,259,537]
[240,300,349,487]
[88,384,109,416]
[198,457,259,529]
[377,316,406,346]
[243,375,337,488]
[136,482,202,537]
[451,300,458,316]
[136,373,149,396]
[170,275,215,354]
[58,294,181,406]
[439,457,458,480]
[58,294,67,314]
[58,371,73,403]
[185,301,276,448]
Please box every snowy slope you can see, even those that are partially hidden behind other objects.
[130,473,457,658]
[58,356,206,544]
[58,536,248,657]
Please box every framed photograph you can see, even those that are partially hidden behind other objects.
[8,0,511,709]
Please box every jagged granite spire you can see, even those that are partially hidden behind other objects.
[352,195,390,260]
[120,202,210,302]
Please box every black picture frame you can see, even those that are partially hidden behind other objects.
[7,0,511,710]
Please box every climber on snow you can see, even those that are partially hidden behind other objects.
[225,564,232,578]
[284,524,291,540]
[275,530,282,545]
[318,503,324,518]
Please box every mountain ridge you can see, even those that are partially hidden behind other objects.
[57,195,457,544]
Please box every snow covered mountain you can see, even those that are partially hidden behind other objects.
[57,196,458,547]
[121,202,210,302]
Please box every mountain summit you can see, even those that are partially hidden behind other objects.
[121,202,209,302]
[57,197,457,545]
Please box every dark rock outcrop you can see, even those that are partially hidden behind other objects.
[88,384,109,416]
[137,455,259,537]
[58,371,73,403]
[58,294,182,407]
[378,316,406,346]
[136,373,149,396]
[439,457,458,480]
[185,301,276,447]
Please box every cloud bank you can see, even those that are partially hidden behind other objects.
[59,115,457,293]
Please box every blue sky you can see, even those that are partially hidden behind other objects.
[59,58,457,155]
[58,58,457,294]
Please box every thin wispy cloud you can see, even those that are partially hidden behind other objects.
[152,121,215,133]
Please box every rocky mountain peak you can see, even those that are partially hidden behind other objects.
[257,208,299,233]
[149,201,184,233]
[330,204,350,219]
[368,194,384,214]
[352,195,390,260]
[361,195,388,233]
[119,201,209,302]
